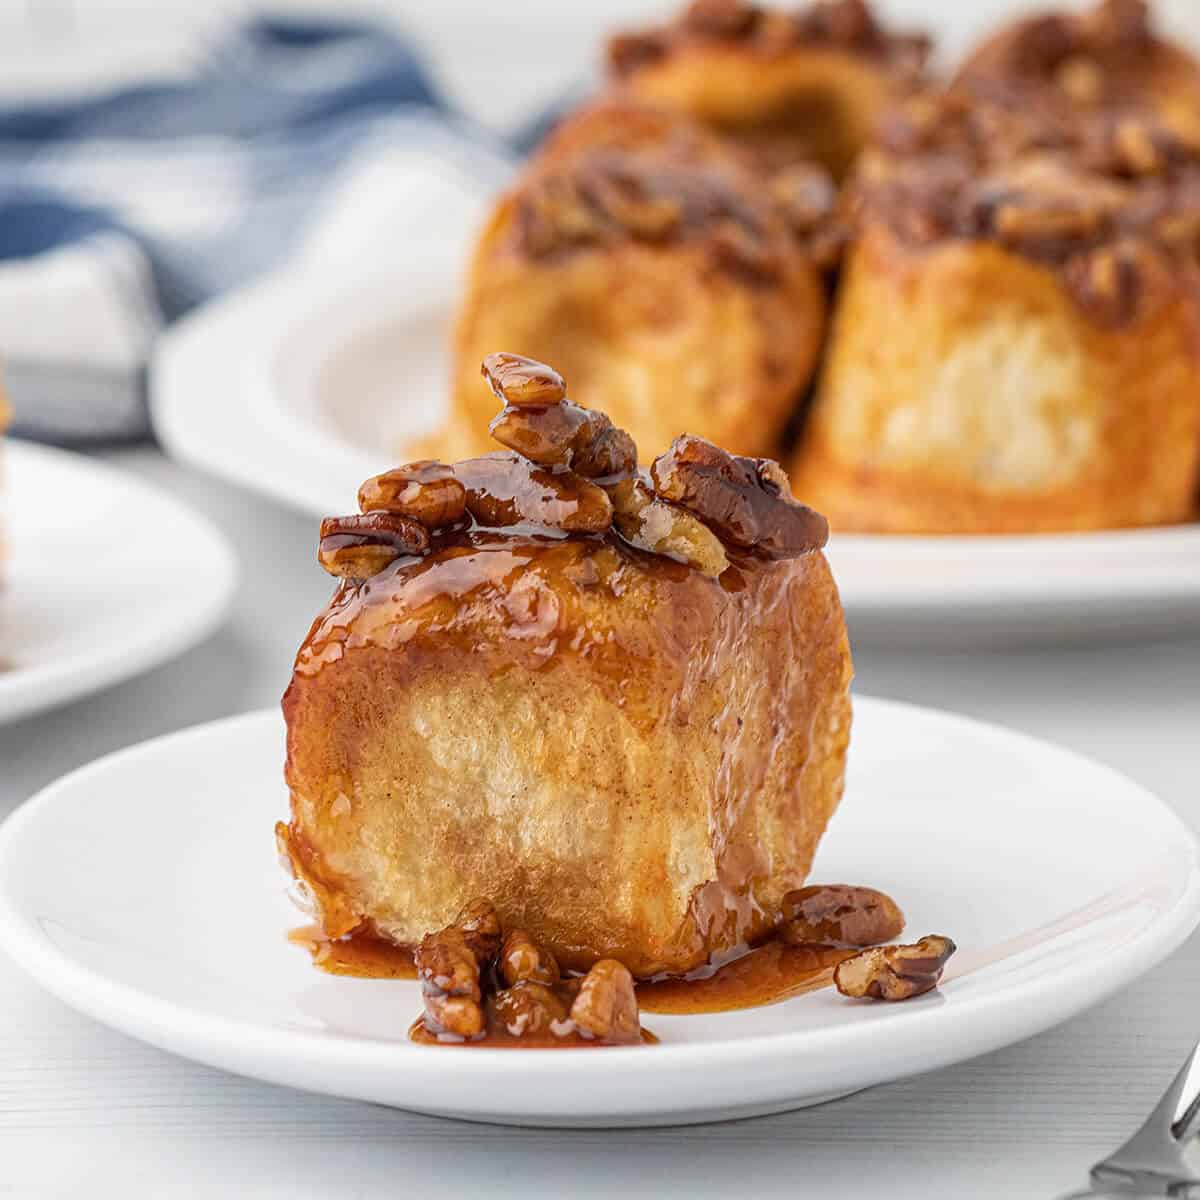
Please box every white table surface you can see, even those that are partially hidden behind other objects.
[1,446,1197,1199]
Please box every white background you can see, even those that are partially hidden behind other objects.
[2,2,1200,1196]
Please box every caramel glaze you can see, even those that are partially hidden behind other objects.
[284,522,849,978]
[637,941,855,1014]
[289,924,416,980]
[292,930,858,1016]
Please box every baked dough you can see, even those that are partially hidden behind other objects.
[791,99,1200,533]
[443,99,826,466]
[281,356,852,978]
[608,0,929,180]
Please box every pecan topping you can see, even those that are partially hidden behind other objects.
[481,352,567,408]
[456,453,614,533]
[499,929,560,987]
[1063,240,1143,325]
[409,897,645,1046]
[569,960,641,1043]
[490,397,638,479]
[493,982,570,1037]
[650,436,828,558]
[778,885,905,948]
[834,935,957,1002]
[770,163,845,269]
[609,476,729,577]
[608,30,669,76]
[1055,56,1103,105]
[515,153,776,282]
[317,512,429,579]
[358,461,467,529]
[1085,0,1149,52]
[682,0,758,38]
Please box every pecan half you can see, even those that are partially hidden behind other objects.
[317,512,429,579]
[415,926,485,1039]
[570,959,641,1043]
[358,461,467,529]
[489,397,638,479]
[481,353,567,408]
[609,476,729,577]
[456,453,614,533]
[834,935,956,1002]
[499,929,560,987]
[493,982,570,1037]
[1063,241,1143,325]
[1055,55,1103,105]
[1085,0,1150,52]
[779,885,905,948]
[650,436,828,558]
[682,0,758,38]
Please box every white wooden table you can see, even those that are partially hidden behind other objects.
[1,447,1198,1199]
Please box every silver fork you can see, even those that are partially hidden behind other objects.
[1063,1040,1200,1197]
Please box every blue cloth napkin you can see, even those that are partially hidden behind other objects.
[0,17,517,442]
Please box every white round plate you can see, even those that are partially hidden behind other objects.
[1,697,1196,1127]
[0,441,236,724]
[153,268,1200,645]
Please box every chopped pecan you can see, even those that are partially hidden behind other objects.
[682,0,758,38]
[778,885,905,948]
[454,897,503,964]
[590,171,683,240]
[456,453,614,533]
[570,960,641,1043]
[416,928,482,999]
[650,436,828,558]
[415,926,485,1039]
[493,982,570,1037]
[317,512,429,579]
[834,935,956,1002]
[1011,14,1075,70]
[1085,0,1150,52]
[607,30,669,76]
[357,461,467,529]
[500,929,560,987]
[805,0,877,47]
[1063,241,1143,325]
[1111,118,1166,176]
[481,353,567,408]
[489,395,638,479]
[771,163,845,265]
[609,476,729,577]
[1055,55,1103,105]
[991,199,1103,247]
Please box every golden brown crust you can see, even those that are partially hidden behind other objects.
[444,100,825,466]
[281,532,852,977]
[791,223,1200,532]
[608,0,929,179]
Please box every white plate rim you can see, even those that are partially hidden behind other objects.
[0,698,1197,1112]
[0,440,238,724]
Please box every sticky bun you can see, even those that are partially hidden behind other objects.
[445,99,827,466]
[280,353,852,979]
[955,0,1200,149]
[791,95,1200,533]
[607,0,930,181]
